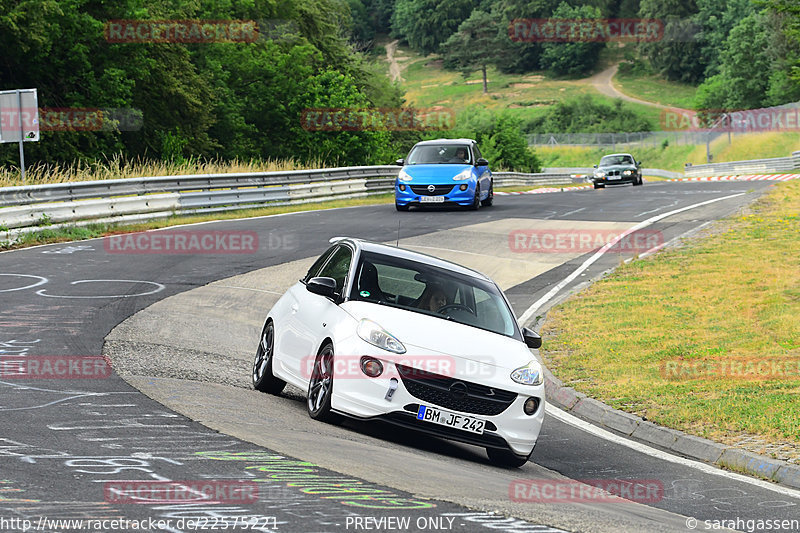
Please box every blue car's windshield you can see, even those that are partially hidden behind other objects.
[407,144,471,165]
[349,251,520,339]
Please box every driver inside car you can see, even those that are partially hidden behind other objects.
[417,284,448,312]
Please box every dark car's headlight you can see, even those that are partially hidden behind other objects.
[452,168,473,181]
[511,360,543,386]
[595,171,605,178]
[623,170,633,176]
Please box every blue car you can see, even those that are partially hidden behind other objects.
[394,139,493,211]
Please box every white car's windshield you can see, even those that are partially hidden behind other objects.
[349,251,519,338]
[407,144,471,165]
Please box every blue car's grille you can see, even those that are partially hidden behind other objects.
[409,185,454,196]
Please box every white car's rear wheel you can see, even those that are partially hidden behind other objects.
[252,321,286,394]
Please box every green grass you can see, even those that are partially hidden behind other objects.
[613,71,698,110]
[537,132,800,172]
[396,46,661,130]
[541,180,800,447]
[0,155,327,188]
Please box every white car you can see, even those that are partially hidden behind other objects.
[252,237,545,467]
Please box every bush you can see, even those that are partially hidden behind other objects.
[524,95,653,133]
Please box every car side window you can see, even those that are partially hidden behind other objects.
[316,245,352,293]
[303,246,337,283]
[473,144,482,160]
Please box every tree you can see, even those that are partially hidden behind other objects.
[440,10,505,93]
[638,0,704,83]
[538,2,604,77]
[693,11,784,112]
[391,0,478,55]
[480,112,541,172]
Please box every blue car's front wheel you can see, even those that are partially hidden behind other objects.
[481,181,494,207]
[469,185,481,211]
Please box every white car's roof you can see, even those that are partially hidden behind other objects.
[602,153,634,158]
[329,237,491,282]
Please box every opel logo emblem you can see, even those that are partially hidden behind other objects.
[449,381,468,400]
[427,184,436,193]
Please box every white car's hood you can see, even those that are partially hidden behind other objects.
[341,300,532,371]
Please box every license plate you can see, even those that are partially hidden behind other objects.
[608,176,621,180]
[416,405,485,434]
[419,196,445,203]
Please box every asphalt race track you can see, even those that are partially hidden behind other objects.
[2,180,798,533]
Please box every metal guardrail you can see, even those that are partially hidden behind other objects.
[0,166,400,208]
[3,153,796,241]
[684,151,800,177]
[0,167,581,239]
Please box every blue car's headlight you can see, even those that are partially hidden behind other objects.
[398,169,413,182]
[357,319,406,354]
[452,168,473,181]
[511,360,543,386]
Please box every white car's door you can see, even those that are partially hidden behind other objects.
[278,244,354,384]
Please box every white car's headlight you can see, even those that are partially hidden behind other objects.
[452,168,473,181]
[398,169,413,181]
[357,319,406,354]
[511,360,543,386]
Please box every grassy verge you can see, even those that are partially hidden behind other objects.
[1,194,394,251]
[537,132,800,172]
[613,71,698,110]
[541,180,800,448]
[0,155,324,188]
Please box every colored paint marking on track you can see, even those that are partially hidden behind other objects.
[672,174,800,182]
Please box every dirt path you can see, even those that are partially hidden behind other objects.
[589,63,690,113]
[386,39,402,83]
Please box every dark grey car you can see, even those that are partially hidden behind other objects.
[591,153,643,188]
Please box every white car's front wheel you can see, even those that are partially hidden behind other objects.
[307,343,340,423]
